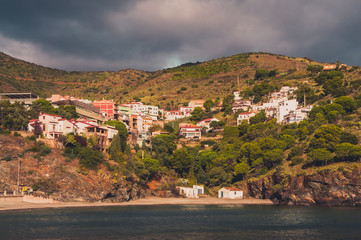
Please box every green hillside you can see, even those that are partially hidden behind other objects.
[1,51,361,108]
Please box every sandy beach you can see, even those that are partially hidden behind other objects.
[0,196,273,212]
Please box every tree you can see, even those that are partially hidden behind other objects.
[314,71,344,85]
[190,107,205,122]
[295,85,318,105]
[196,150,218,171]
[30,99,56,116]
[250,110,267,125]
[279,134,296,149]
[223,126,239,141]
[308,106,325,121]
[234,162,250,179]
[142,157,162,178]
[307,148,333,166]
[263,149,284,169]
[241,142,263,166]
[309,125,342,152]
[268,69,278,77]
[323,77,346,97]
[152,134,176,156]
[208,166,231,186]
[203,99,214,112]
[340,132,359,145]
[259,137,276,151]
[210,120,225,130]
[164,124,175,133]
[255,69,269,80]
[335,143,359,162]
[109,134,122,160]
[307,65,323,74]
[334,96,358,113]
[104,121,129,152]
[237,120,249,137]
[222,94,234,115]
[168,148,193,177]
[78,147,103,169]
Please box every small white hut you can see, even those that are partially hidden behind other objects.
[218,187,243,199]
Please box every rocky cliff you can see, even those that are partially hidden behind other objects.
[247,167,361,206]
[0,133,147,203]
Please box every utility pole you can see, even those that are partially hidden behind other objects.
[17,157,20,195]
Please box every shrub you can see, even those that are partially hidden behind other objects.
[78,147,103,169]
[0,128,11,135]
[2,155,13,162]
[290,156,304,166]
[13,132,21,137]
[40,145,52,156]
[26,135,36,141]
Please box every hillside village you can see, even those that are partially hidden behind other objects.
[3,84,312,153]
[1,54,361,205]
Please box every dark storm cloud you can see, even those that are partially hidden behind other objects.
[1,0,361,71]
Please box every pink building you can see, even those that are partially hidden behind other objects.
[93,99,116,118]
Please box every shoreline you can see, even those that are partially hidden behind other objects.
[0,196,273,212]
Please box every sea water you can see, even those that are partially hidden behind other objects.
[0,205,361,239]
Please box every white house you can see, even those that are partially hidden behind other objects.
[276,99,298,123]
[218,187,243,199]
[188,100,205,110]
[165,110,183,121]
[179,106,193,118]
[283,106,313,124]
[197,118,219,130]
[178,186,199,198]
[193,185,204,195]
[237,112,255,125]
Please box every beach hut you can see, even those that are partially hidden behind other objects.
[218,187,243,199]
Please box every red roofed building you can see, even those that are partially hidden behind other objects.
[197,118,219,129]
[179,124,202,139]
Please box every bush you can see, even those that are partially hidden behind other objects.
[0,128,11,135]
[26,135,36,141]
[290,156,304,166]
[2,155,13,162]
[78,147,103,169]
[13,132,21,137]
[40,145,52,156]
[32,179,58,195]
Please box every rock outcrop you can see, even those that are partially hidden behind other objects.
[247,167,361,206]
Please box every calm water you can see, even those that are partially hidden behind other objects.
[0,205,361,239]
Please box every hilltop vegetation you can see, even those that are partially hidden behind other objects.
[1,51,352,108]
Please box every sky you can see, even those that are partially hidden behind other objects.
[0,0,361,71]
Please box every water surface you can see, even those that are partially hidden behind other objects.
[1,205,361,239]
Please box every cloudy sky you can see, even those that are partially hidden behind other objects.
[0,0,361,71]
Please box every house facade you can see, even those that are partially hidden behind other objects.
[179,124,202,139]
[178,186,199,198]
[237,112,256,125]
[197,118,219,130]
[92,99,116,118]
[218,187,243,199]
